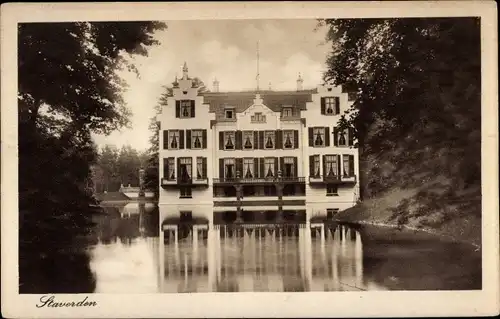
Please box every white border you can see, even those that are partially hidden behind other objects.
[1,1,498,318]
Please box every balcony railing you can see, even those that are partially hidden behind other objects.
[308,174,357,184]
[213,176,305,185]
[161,177,209,187]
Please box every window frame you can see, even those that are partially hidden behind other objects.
[178,157,193,181]
[243,158,255,179]
[179,100,192,118]
[264,130,276,150]
[312,155,320,177]
[224,108,235,120]
[191,129,203,149]
[168,130,180,150]
[325,155,339,177]
[179,187,193,198]
[224,158,236,179]
[283,157,295,177]
[251,112,266,123]
[282,107,293,118]
[313,127,326,147]
[324,97,338,115]
[264,157,275,178]
[243,131,254,150]
[224,131,236,150]
[338,129,348,146]
[326,208,339,218]
[167,158,176,180]
[196,157,205,180]
[282,130,294,149]
[326,184,339,196]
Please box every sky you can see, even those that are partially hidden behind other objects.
[92,19,331,152]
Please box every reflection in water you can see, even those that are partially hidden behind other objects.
[88,204,481,293]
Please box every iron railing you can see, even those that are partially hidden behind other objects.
[213,176,306,184]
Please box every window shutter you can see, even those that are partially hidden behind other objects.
[235,130,242,150]
[337,155,342,176]
[219,159,224,179]
[322,155,326,177]
[348,127,354,146]
[349,155,355,176]
[293,130,299,148]
[274,157,279,176]
[163,158,169,179]
[253,131,259,149]
[325,127,330,146]
[275,130,282,149]
[254,158,259,178]
[280,157,285,174]
[202,130,207,149]
[293,157,298,177]
[175,101,180,118]
[320,98,326,114]
[258,131,264,150]
[259,158,265,178]
[309,155,314,176]
[177,158,181,180]
[236,158,243,177]
[333,127,339,146]
[179,130,185,149]
[163,130,169,149]
[308,127,313,146]
[190,100,195,117]
[202,157,207,178]
[186,130,192,149]
[219,132,224,150]
[335,97,340,115]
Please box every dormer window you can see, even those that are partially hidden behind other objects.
[224,131,235,150]
[225,108,235,119]
[282,107,293,117]
[251,112,266,123]
[321,97,340,115]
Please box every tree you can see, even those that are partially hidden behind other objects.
[18,21,166,293]
[319,18,481,198]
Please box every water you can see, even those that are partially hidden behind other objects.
[80,203,481,293]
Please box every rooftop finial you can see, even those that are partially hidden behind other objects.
[182,62,188,79]
[297,72,304,91]
[256,41,260,92]
[213,77,220,92]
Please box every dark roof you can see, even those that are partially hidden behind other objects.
[201,90,316,119]
[95,192,131,202]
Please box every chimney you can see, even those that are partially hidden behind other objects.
[297,73,304,91]
[213,77,219,92]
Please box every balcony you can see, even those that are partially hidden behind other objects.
[161,177,209,188]
[308,174,357,185]
[213,176,305,185]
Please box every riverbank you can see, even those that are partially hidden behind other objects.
[334,188,482,249]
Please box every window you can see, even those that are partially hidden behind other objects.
[338,130,347,146]
[312,155,320,177]
[325,155,339,177]
[167,158,175,180]
[191,130,203,149]
[168,130,180,149]
[264,158,275,178]
[243,131,253,149]
[225,108,235,119]
[264,131,275,149]
[224,158,235,179]
[180,100,192,118]
[343,155,355,176]
[243,158,255,178]
[313,127,325,146]
[251,112,266,123]
[326,185,338,196]
[178,157,192,181]
[180,211,192,221]
[196,157,205,179]
[282,107,293,117]
[283,157,295,178]
[324,97,338,115]
[327,208,339,219]
[224,131,235,150]
[283,130,294,149]
[180,187,192,198]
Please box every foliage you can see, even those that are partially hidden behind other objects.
[18,21,166,293]
[319,18,481,198]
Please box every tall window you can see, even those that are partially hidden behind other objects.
[313,155,320,177]
[243,131,253,149]
[283,157,295,177]
[224,131,235,150]
[324,97,338,115]
[283,130,294,149]
[192,130,203,149]
[168,130,180,149]
[325,155,339,177]
[243,158,254,178]
[338,130,347,146]
[313,128,325,146]
[264,131,275,149]
[167,158,175,180]
[343,154,354,176]
[179,157,192,181]
[196,157,204,179]
[180,100,192,118]
[264,158,275,178]
[224,158,235,179]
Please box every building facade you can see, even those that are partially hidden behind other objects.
[158,63,359,225]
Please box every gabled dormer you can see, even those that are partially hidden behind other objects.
[171,62,199,119]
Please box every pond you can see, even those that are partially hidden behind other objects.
[84,203,481,293]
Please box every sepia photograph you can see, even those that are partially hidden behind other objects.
[1,2,498,318]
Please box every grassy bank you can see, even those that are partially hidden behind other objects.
[335,186,482,248]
